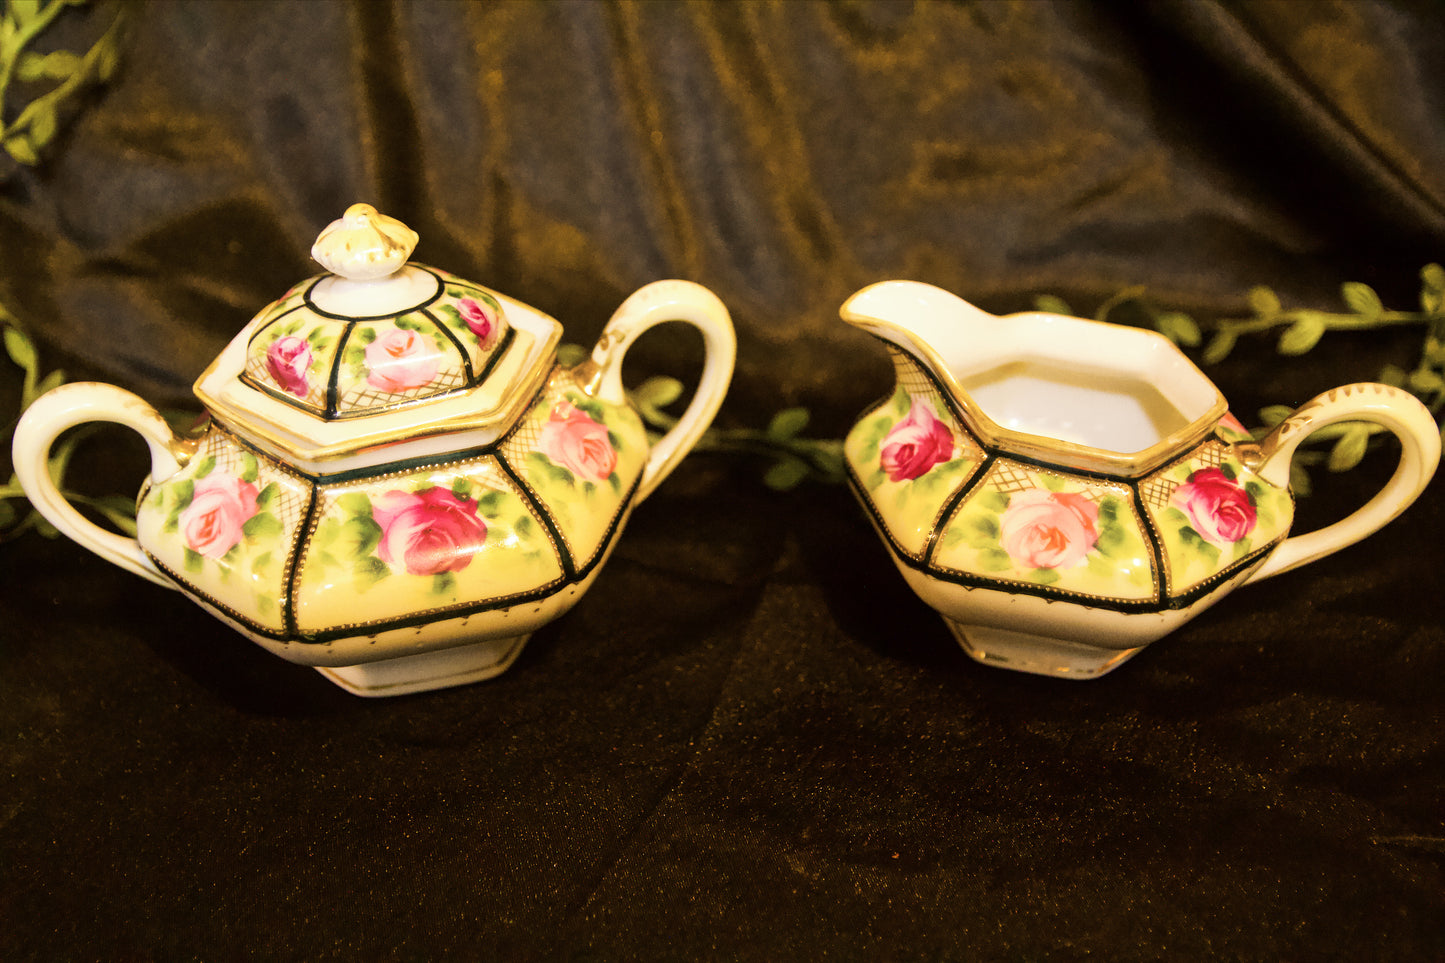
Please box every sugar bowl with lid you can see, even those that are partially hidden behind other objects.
[13,204,736,696]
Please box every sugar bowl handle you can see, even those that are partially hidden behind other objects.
[588,280,736,501]
[1246,383,1440,582]
[12,382,189,588]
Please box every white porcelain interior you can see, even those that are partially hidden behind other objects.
[843,282,1223,455]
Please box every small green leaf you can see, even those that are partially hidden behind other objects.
[1278,314,1326,355]
[1341,281,1384,319]
[763,457,809,491]
[556,342,588,367]
[1248,285,1281,317]
[184,548,204,573]
[1202,329,1237,365]
[34,368,64,395]
[1420,264,1445,313]
[630,376,684,410]
[767,407,810,441]
[1258,405,1294,427]
[452,477,473,500]
[1408,367,1445,393]
[240,452,259,483]
[4,133,38,165]
[1033,295,1073,316]
[17,49,81,82]
[9,0,40,25]
[514,515,534,537]
[1377,363,1408,387]
[1154,311,1201,347]
[432,571,458,596]
[192,455,216,479]
[3,326,38,374]
[26,102,57,148]
[1289,460,1312,497]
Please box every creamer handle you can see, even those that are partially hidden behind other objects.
[588,280,735,502]
[12,382,188,588]
[1245,383,1440,582]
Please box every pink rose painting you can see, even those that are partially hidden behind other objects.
[364,328,441,393]
[265,335,312,397]
[538,400,617,482]
[999,489,1101,570]
[371,487,489,576]
[1171,467,1257,547]
[180,472,260,559]
[880,399,954,482]
[457,297,496,345]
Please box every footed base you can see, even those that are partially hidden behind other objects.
[945,620,1143,679]
[315,634,530,697]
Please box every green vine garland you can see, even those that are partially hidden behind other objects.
[0,0,126,166]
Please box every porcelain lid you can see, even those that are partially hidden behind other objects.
[193,204,561,468]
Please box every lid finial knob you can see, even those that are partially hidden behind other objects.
[311,203,418,281]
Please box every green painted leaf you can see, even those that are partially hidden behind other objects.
[171,478,195,511]
[980,491,1009,513]
[979,547,1012,572]
[337,516,383,559]
[241,511,284,540]
[514,515,534,537]
[452,477,473,500]
[255,482,280,510]
[352,556,390,592]
[184,548,204,573]
[1093,523,1128,559]
[962,512,999,548]
[477,489,503,515]
[251,551,274,576]
[608,472,622,495]
[337,492,373,518]
[1028,568,1061,585]
[527,450,575,487]
[240,453,259,483]
[192,455,216,479]
[432,572,457,596]
[1040,474,1065,493]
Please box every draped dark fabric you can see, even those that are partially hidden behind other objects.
[2,1,1443,958]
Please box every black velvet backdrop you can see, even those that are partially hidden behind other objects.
[3,1,1444,958]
